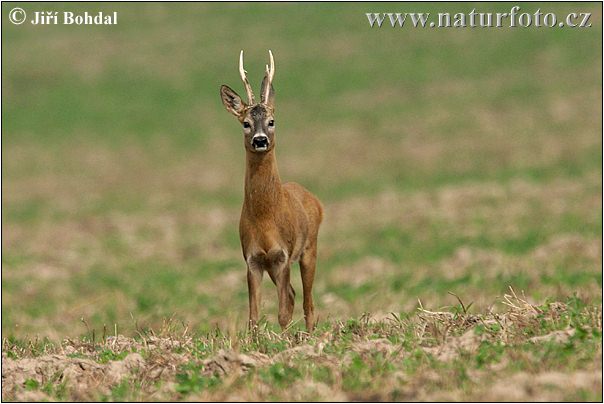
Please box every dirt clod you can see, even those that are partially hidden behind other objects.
[2,352,146,400]
[202,349,270,377]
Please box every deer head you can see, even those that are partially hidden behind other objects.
[220,50,276,153]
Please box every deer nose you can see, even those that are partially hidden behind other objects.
[252,135,269,149]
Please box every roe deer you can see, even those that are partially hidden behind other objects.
[220,50,323,332]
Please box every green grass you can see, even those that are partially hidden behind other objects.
[2,296,601,401]
[2,1,602,401]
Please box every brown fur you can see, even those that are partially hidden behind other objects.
[220,53,323,331]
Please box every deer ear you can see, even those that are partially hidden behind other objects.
[220,85,246,117]
[260,76,275,108]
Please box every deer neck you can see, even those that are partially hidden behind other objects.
[244,149,283,218]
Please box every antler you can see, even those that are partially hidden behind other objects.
[239,50,255,105]
[262,50,275,104]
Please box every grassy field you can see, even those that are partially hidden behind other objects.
[2,2,602,401]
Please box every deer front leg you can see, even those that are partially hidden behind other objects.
[276,265,295,329]
[300,243,317,332]
[267,269,296,330]
[266,250,295,330]
[246,263,263,330]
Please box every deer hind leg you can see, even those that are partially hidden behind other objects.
[300,240,318,332]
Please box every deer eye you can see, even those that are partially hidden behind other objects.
[268,120,275,127]
[243,122,251,129]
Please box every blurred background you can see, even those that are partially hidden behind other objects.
[2,3,601,340]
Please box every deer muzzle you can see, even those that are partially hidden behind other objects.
[251,134,269,151]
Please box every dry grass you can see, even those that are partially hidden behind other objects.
[2,291,601,401]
